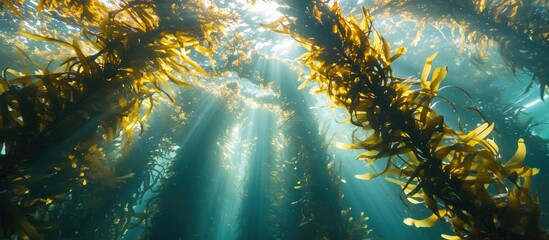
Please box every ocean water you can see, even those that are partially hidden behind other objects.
[1,0,548,239]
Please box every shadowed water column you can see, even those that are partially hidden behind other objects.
[237,109,276,239]
[146,95,233,239]
[258,59,367,239]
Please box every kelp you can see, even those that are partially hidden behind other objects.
[37,0,107,25]
[265,0,542,238]
[0,0,226,238]
[372,0,549,99]
[0,0,24,17]
[264,57,370,239]
[1,0,104,24]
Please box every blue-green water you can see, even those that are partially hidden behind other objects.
[1,0,548,239]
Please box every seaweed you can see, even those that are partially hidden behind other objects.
[0,0,227,238]
[372,0,549,99]
[254,56,370,239]
[265,0,543,238]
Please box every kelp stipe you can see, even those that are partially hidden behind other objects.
[265,0,543,239]
[272,62,371,239]
[0,0,227,238]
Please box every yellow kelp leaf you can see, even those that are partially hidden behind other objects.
[387,47,407,63]
[297,78,310,90]
[504,138,526,170]
[0,80,9,93]
[407,197,423,205]
[403,212,441,228]
[462,123,494,143]
[523,168,537,190]
[441,234,461,240]
[141,98,154,122]
[20,32,72,47]
[360,7,373,31]
[421,52,438,86]
[430,66,447,92]
[72,39,92,75]
[485,138,499,154]
[477,0,486,12]
[356,150,378,161]
[259,18,289,34]
[385,177,420,197]
[181,54,207,76]
[405,151,420,166]
[373,31,385,56]
[15,46,45,70]
[355,159,391,180]
[116,172,135,180]
[164,70,192,88]
[2,0,24,18]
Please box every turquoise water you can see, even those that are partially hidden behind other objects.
[1,0,548,239]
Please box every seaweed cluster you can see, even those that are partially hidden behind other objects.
[372,0,549,98]
[265,0,542,238]
[0,0,546,239]
[0,0,226,238]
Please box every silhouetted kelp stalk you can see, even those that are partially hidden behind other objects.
[273,59,371,239]
[0,0,227,238]
[142,83,272,239]
[373,0,549,99]
[0,0,25,17]
[142,95,232,239]
[265,0,542,239]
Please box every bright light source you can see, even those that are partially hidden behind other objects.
[248,1,283,21]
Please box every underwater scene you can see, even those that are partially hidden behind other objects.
[1,0,549,239]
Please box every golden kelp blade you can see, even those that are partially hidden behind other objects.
[420,52,438,85]
[403,212,442,228]
[266,0,542,238]
[503,138,526,170]
[2,0,24,17]
[1,0,228,239]
[19,32,73,47]
[441,234,460,240]
[355,159,391,180]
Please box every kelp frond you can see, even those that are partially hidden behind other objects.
[0,0,227,238]
[372,0,549,99]
[266,0,542,238]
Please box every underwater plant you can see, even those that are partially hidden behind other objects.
[372,0,549,99]
[265,0,543,238]
[272,60,371,239]
[0,0,227,238]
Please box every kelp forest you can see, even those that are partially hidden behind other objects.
[0,0,548,239]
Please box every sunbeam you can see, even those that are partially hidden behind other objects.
[1,0,548,239]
